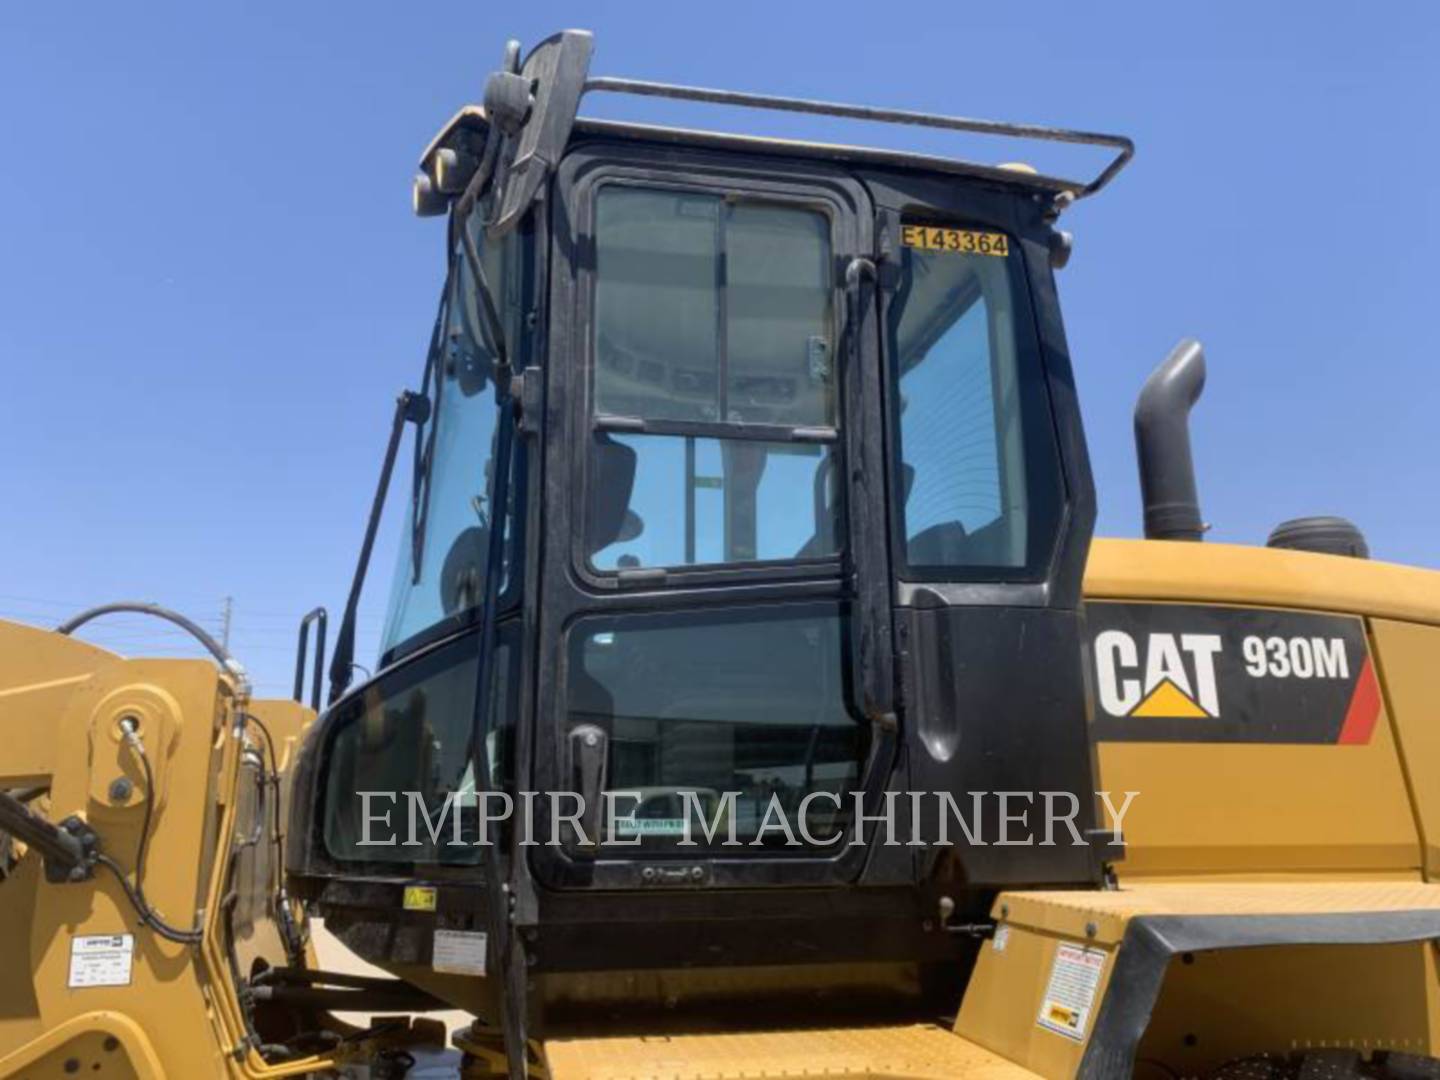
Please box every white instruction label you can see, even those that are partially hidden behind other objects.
[1036,942,1105,1041]
[68,934,134,988]
[432,929,487,976]
[991,924,1011,952]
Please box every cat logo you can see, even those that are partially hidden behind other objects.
[1093,630,1222,720]
[1087,603,1373,744]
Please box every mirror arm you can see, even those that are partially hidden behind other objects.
[458,219,510,376]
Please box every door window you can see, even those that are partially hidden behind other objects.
[587,186,840,572]
[566,606,865,850]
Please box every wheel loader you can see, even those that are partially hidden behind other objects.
[5,26,1440,1080]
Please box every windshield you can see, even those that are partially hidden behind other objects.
[381,210,523,657]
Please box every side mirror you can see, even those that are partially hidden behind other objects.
[488,30,595,236]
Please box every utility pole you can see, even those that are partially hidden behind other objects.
[221,595,233,651]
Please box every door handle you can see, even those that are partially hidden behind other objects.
[843,257,898,732]
[569,724,609,850]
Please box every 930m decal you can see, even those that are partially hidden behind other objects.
[1086,602,1380,744]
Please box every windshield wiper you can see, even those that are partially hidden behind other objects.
[409,282,451,584]
[328,388,431,705]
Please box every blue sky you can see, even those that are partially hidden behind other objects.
[2,2,1436,698]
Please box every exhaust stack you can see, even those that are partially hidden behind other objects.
[1135,339,1206,541]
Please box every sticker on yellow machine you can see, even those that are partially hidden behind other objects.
[1036,943,1105,1041]
[68,933,134,989]
[403,885,437,911]
[1086,602,1380,744]
[900,224,1010,256]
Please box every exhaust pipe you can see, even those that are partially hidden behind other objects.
[1134,339,1206,541]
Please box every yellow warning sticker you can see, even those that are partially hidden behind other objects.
[900,224,1010,257]
[403,885,437,912]
[1036,942,1106,1041]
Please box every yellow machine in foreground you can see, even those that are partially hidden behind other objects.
[6,26,1440,1080]
[0,610,454,1078]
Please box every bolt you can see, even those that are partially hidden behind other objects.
[1000,903,1010,919]
[689,866,704,882]
[1085,921,1098,938]
[584,732,598,748]
[641,867,656,883]
[109,777,133,803]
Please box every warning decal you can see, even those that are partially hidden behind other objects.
[403,885,437,912]
[1087,602,1379,744]
[1036,943,1105,1041]
[432,929,487,976]
[68,934,134,989]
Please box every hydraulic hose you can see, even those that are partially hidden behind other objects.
[56,601,249,696]
[94,718,204,945]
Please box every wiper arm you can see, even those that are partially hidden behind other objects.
[410,283,451,584]
[328,389,431,705]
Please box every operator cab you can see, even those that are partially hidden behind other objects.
[287,29,1130,1049]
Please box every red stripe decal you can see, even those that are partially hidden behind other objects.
[1337,654,1381,745]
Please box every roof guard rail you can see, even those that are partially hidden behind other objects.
[581,75,1134,201]
[414,30,1134,226]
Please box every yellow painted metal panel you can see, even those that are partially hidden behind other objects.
[1371,618,1440,878]
[956,924,1116,1079]
[1081,550,1425,878]
[1085,539,1440,626]
[998,880,1440,923]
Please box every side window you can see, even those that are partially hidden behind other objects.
[586,185,841,572]
[322,630,519,867]
[566,607,866,849]
[890,224,1061,575]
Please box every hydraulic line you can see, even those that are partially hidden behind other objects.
[53,602,247,945]
[96,718,203,944]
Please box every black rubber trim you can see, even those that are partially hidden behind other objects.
[1077,909,1440,1079]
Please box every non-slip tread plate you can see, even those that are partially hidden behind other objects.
[545,1022,1036,1080]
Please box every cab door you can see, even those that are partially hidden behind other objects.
[531,143,892,890]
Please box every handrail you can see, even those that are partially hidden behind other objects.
[292,607,328,711]
[582,75,1134,200]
